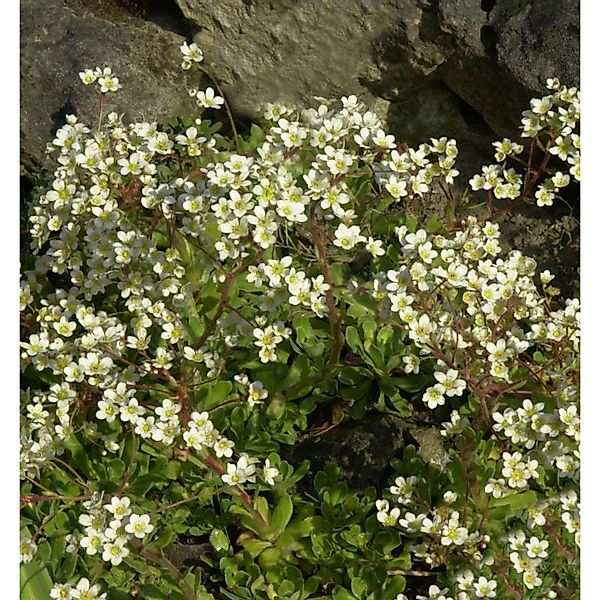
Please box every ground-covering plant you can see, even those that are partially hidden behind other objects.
[20,42,580,599]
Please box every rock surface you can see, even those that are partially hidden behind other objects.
[281,413,406,495]
[20,0,198,172]
[20,1,579,288]
[21,0,579,171]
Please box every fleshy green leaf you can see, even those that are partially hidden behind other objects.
[20,558,53,600]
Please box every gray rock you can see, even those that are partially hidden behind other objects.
[164,542,212,569]
[281,413,405,494]
[20,0,198,173]
[492,0,580,94]
[439,0,580,139]
[21,0,579,291]
[21,0,579,172]
[176,0,417,117]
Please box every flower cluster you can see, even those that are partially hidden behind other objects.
[79,67,122,93]
[377,493,491,567]
[469,79,579,207]
[182,409,234,458]
[371,217,578,596]
[179,41,204,70]
[50,577,107,600]
[396,577,498,600]
[21,43,579,599]
[76,496,153,565]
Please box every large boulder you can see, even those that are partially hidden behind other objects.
[21,0,579,292]
[20,0,198,173]
[21,0,579,171]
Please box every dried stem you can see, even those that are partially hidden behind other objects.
[130,538,197,600]
[309,204,343,366]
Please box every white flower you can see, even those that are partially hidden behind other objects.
[125,513,154,539]
[80,528,105,556]
[155,398,181,421]
[222,454,258,485]
[71,577,106,599]
[104,496,132,520]
[433,369,466,397]
[385,175,408,199]
[523,570,542,590]
[214,437,235,458]
[473,576,497,598]
[248,381,268,406]
[102,539,129,565]
[422,384,446,409]
[365,237,385,257]
[79,69,97,85]
[96,400,118,423]
[402,355,420,374]
[19,534,37,564]
[441,517,468,546]
[263,459,279,485]
[119,399,145,424]
[376,501,400,526]
[180,41,204,68]
[525,536,549,559]
[333,224,366,250]
[196,87,225,109]
[50,583,73,599]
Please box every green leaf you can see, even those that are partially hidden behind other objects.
[305,341,324,358]
[45,512,70,536]
[382,575,406,599]
[50,535,66,563]
[269,493,294,538]
[282,355,310,390]
[374,531,401,555]
[256,496,271,526]
[449,455,467,498]
[385,355,403,371]
[425,213,443,233]
[341,380,372,403]
[299,397,316,414]
[20,558,53,600]
[347,297,375,319]
[376,324,395,351]
[198,381,233,410]
[107,458,125,481]
[490,491,538,511]
[277,580,295,596]
[351,577,367,598]
[333,588,358,600]
[210,529,231,554]
[279,460,310,490]
[129,473,165,495]
[293,316,315,345]
[104,590,133,600]
[393,374,431,393]
[360,318,378,351]
[314,463,339,492]
[241,538,272,557]
[345,326,363,354]
[338,366,370,385]
[329,264,348,286]
[63,434,96,478]
[365,346,385,371]
[140,584,170,599]
[198,293,220,317]
[405,215,418,233]
[165,460,182,480]
[56,553,77,581]
[183,316,204,343]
